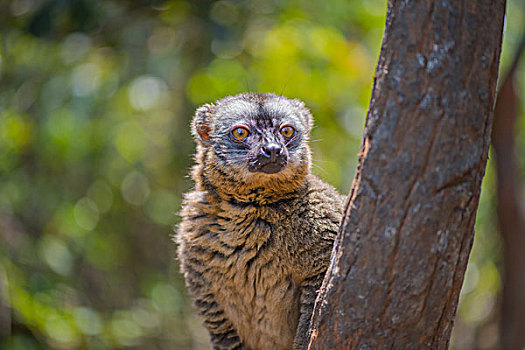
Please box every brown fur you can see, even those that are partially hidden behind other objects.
[176,93,345,349]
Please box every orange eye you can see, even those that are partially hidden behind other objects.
[231,126,250,141]
[279,125,295,139]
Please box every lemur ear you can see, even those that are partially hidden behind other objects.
[192,103,215,144]
[291,99,313,131]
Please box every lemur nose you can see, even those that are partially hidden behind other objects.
[261,143,283,161]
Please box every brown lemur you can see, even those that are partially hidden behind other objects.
[176,93,345,350]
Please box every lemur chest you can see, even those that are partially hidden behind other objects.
[202,210,301,349]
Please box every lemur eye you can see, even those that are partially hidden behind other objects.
[279,125,295,139]
[231,126,250,141]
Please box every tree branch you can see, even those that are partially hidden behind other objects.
[307,0,506,348]
[492,27,525,350]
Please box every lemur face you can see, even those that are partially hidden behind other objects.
[193,93,313,176]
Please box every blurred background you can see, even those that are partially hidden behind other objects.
[0,0,523,349]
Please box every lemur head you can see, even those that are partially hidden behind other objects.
[192,93,313,186]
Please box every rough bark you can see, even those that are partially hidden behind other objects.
[306,0,506,349]
[492,34,525,350]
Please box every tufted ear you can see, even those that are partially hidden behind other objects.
[191,103,215,144]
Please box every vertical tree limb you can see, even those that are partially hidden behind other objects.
[0,265,10,337]
[306,0,506,348]
[492,32,525,350]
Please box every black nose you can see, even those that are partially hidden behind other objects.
[261,143,283,161]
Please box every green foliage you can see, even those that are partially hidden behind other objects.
[0,0,523,348]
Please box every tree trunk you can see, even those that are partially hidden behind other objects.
[492,35,525,350]
[306,0,506,349]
